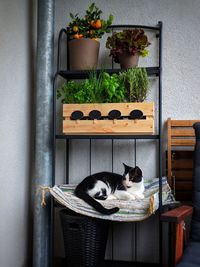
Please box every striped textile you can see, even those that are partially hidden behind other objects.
[50,177,177,222]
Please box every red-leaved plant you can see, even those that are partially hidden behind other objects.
[106,29,151,63]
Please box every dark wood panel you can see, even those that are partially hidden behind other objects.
[171,150,194,160]
[171,160,193,169]
[172,170,193,180]
[166,119,196,203]
[175,192,193,201]
[174,181,192,191]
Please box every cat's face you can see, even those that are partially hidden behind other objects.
[122,164,143,188]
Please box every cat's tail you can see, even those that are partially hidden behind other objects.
[74,189,119,215]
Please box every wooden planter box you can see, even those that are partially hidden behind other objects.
[62,102,154,135]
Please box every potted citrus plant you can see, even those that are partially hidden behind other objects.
[67,3,113,70]
[106,29,150,69]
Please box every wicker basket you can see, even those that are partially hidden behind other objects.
[60,209,109,267]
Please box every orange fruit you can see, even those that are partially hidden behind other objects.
[72,26,78,32]
[94,19,101,29]
[73,33,80,39]
[90,20,95,26]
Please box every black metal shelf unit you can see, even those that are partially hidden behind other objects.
[52,22,163,266]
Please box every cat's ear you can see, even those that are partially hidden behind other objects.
[123,163,129,171]
[134,166,142,177]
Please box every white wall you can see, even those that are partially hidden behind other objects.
[0,0,33,266]
[0,0,200,266]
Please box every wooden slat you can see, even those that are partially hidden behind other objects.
[171,129,195,137]
[167,118,172,186]
[170,120,200,127]
[171,139,195,146]
[171,150,194,160]
[174,181,192,191]
[63,119,154,135]
[171,159,193,169]
[63,102,154,117]
[161,205,193,223]
[172,170,193,179]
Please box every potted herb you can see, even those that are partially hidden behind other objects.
[119,68,150,102]
[57,70,125,104]
[67,3,113,70]
[106,29,150,69]
[57,69,154,135]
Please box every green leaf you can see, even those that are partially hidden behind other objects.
[69,13,74,19]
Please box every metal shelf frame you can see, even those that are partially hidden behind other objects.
[57,67,160,79]
[52,21,163,266]
[56,134,160,140]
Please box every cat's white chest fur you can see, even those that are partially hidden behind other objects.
[127,181,145,199]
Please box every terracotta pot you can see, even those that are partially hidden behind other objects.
[68,38,100,70]
[118,52,139,69]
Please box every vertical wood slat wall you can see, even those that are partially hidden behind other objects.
[167,119,200,202]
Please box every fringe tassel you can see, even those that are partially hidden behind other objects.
[147,195,154,215]
[39,186,50,207]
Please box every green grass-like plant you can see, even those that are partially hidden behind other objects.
[119,68,149,102]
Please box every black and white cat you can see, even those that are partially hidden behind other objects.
[74,164,144,215]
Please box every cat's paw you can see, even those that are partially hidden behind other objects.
[129,195,136,200]
[135,194,144,200]
[107,195,117,200]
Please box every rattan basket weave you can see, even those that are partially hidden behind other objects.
[60,209,109,267]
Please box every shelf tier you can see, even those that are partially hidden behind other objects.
[57,67,160,80]
[56,134,159,140]
[55,257,160,267]
[108,24,160,31]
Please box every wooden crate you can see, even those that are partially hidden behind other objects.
[166,119,200,202]
[62,102,154,135]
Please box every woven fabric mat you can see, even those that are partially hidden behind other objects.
[50,177,176,222]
